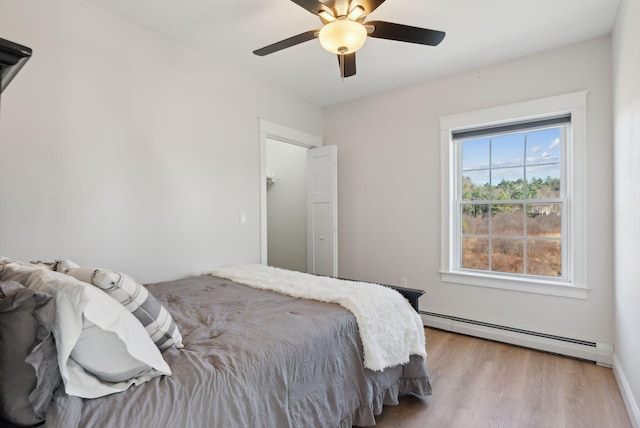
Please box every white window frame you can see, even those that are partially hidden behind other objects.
[440,91,589,299]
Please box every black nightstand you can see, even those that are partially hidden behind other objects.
[335,277,424,313]
[385,285,424,312]
[320,275,425,313]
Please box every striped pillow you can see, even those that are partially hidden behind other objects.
[67,268,183,351]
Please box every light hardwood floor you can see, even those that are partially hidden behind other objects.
[370,328,631,428]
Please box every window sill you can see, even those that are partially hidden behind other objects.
[440,271,589,299]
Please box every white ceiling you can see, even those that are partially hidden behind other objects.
[87,0,620,107]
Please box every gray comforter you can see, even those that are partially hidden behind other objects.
[45,275,431,427]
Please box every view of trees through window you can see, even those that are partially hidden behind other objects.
[459,126,564,278]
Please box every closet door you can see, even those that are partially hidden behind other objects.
[307,144,338,277]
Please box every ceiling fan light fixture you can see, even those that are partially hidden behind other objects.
[318,18,367,54]
[347,5,365,21]
[318,10,336,22]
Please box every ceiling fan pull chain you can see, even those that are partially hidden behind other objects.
[339,54,344,81]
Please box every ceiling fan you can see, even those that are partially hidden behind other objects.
[253,0,445,79]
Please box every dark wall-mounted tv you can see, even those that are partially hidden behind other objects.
[0,37,33,94]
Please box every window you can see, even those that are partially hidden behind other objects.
[456,116,568,278]
[440,92,589,299]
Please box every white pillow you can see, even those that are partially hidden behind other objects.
[25,259,78,273]
[0,261,171,399]
[70,319,160,383]
[67,267,183,351]
[54,259,80,274]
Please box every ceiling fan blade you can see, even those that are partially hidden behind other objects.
[365,20,445,46]
[338,52,356,78]
[356,0,387,16]
[290,0,334,16]
[253,30,319,56]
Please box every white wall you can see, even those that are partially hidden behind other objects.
[324,37,614,345]
[612,0,640,424]
[0,0,323,283]
[266,139,308,272]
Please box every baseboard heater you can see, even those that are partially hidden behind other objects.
[420,311,613,367]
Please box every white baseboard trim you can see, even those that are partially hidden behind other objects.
[613,354,640,428]
[421,312,613,367]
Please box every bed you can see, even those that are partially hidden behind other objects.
[0,259,431,427]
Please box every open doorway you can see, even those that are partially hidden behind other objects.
[266,139,308,272]
[259,119,338,276]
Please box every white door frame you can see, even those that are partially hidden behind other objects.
[259,119,323,265]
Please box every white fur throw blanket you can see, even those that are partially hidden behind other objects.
[208,264,426,371]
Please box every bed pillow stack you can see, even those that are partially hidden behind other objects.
[58,261,184,351]
[0,259,171,400]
